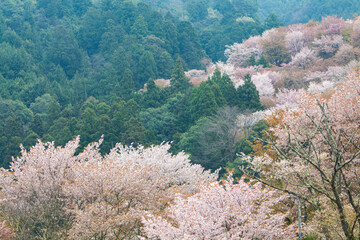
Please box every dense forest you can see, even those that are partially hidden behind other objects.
[133,0,280,61]
[258,0,360,24]
[0,0,269,168]
[1,0,360,239]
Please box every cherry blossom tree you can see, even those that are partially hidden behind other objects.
[243,35,263,48]
[334,44,360,65]
[351,17,360,46]
[232,65,263,88]
[243,72,360,239]
[225,43,262,67]
[266,70,283,85]
[275,89,304,108]
[0,138,80,239]
[285,30,305,55]
[142,174,296,240]
[288,47,319,69]
[307,80,337,93]
[251,72,276,97]
[321,16,346,35]
[64,151,173,240]
[0,138,217,239]
[302,23,324,43]
[313,35,343,58]
[305,61,358,83]
[104,143,218,194]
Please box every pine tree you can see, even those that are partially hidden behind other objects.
[143,79,164,108]
[122,117,147,146]
[206,81,226,108]
[131,15,149,38]
[210,69,237,106]
[265,13,283,30]
[30,114,45,137]
[157,51,174,78]
[237,74,262,111]
[117,69,135,99]
[190,83,218,121]
[170,57,191,93]
[177,21,204,69]
[137,51,158,88]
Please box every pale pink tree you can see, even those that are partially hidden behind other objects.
[215,61,235,75]
[305,61,358,83]
[232,65,263,88]
[0,138,217,240]
[64,153,172,240]
[307,80,337,93]
[351,17,360,46]
[64,141,217,239]
[288,47,319,69]
[225,43,262,67]
[0,138,80,239]
[275,89,304,108]
[142,175,296,240]
[313,35,343,58]
[266,70,283,84]
[251,72,276,97]
[105,143,218,194]
[302,23,324,43]
[321,16,346,35]
[244,72,360,239]
[243,35,263,48]
[285,30,305,55]
[334,44,360,64]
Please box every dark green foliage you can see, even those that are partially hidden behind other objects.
[46,25,82,78]
[141,79,166,108]
[177,21,204,69]
[226,119,270,178]
[141,104,177,142]
[138,0,264,62]
[186,0,208,22]
[156,51,174,79]
[189,82,219,121]
[256,55,271,68]
[209,69,238,106]
[264,13,283,29]
[122,117,148,146]
[248,55,256,66]
[258,0,360,25]
[225,157,249,180]
[170,57,191,93]
[30,114,45,137]
[235,119,270,155]
[237,74,263,111]
[117,69,135,100]
[175,107,240,171]
[131,15,149,38]
[137,51,158,87]
[0,0,268,170]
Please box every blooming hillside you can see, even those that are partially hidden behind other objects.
[183,16,360,109]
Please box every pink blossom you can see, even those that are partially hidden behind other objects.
[252,72,276,96]
[289,47,319,69]
[225,43,262,67]
[313,35,343,58]
[285,31,305,54]
[142,175,295,240]
[321,16,346,35]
